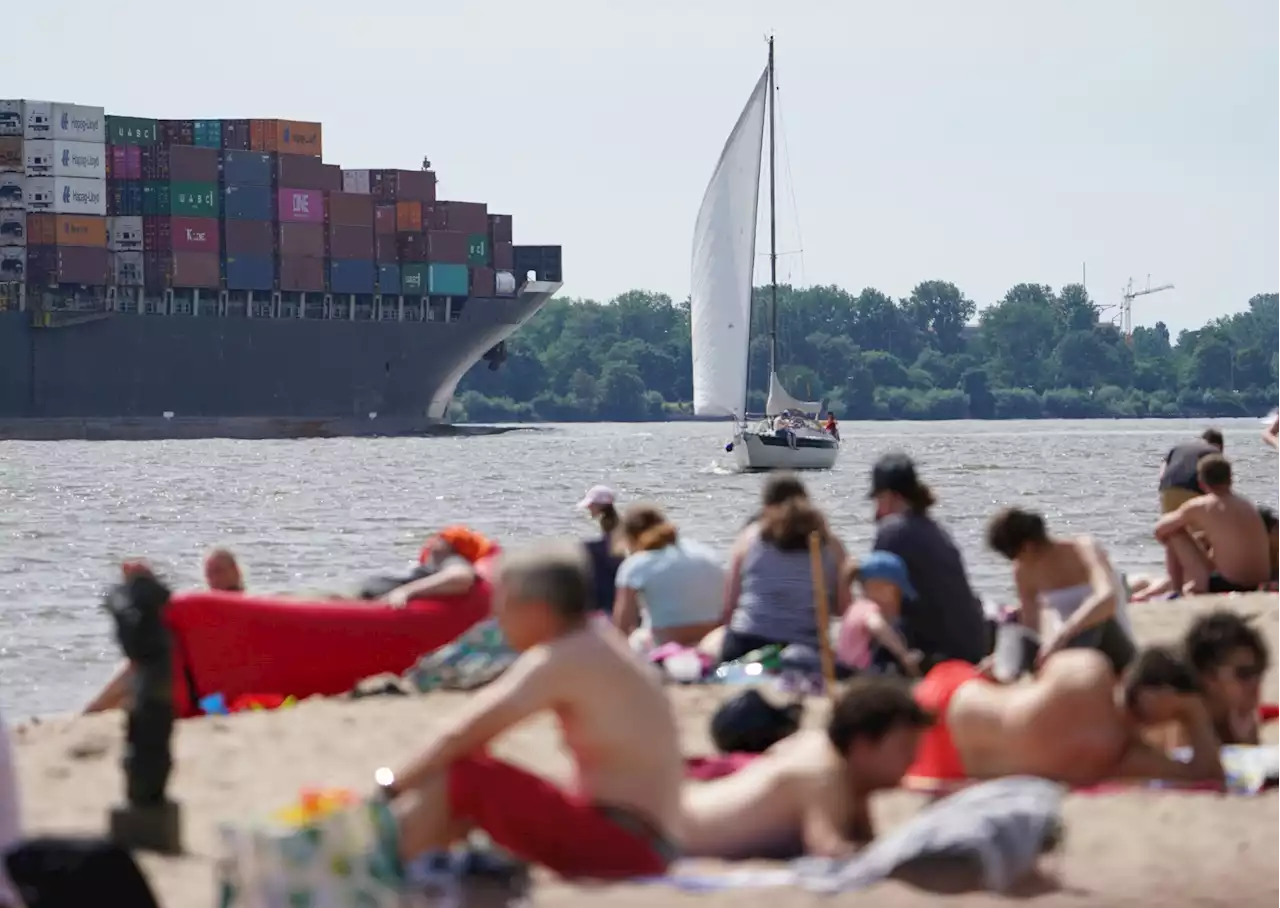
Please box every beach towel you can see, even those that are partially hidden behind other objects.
[404,617,517,694]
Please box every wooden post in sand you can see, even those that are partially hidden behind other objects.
[807,531,838,697]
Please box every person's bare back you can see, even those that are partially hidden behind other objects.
[1180,493,1270,589]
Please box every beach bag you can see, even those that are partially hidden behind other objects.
[215,794,403,908]
[710,689,802,754]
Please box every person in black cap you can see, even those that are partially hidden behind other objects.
[868,452,987,669]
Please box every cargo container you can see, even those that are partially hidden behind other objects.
[24,140,107,180]
[108,182,144,217]
[371,169,436,204]
[425,205,448,231]
[328,259,376,295]
[470,266,496,298]
[106,116,158,146]
[22,103,106,143]
[396,232,428,262]
[492,241,514,270]
[488,214,513,244]
[250,120,323,157]
[277,222,324,258]
[377,263,401,295]
[494,270,517,296]
[278,256,326,292]
[193,120,222,149]
[159,120,195,148]
[374,233,398,265]
[221,150,274,186]
[221,119,251,151]
[224,254,275,291]
[108,145,143,181]
[276,155,340,191]
[374,204,396,236]
[222,218,274,256]
[426,230,468,265]
[141,145,219,183]
[25,176,106,216]
[401,262,428,295]
[327,192,374,228]
[0,138,21,172]
[0,247,24,279]
[145,250,221,291]
[0,173,24,209]
[0,101,21,138]
[428,262,468,296]
[141,181,218,218]
[169,216,220,253]
[466,233,490,266]
[26,244,110,285]
[112,250,144,286]
[395,201,423,232]
[0,211,24,246]
[277,188,323,224]
[221,184,275,222]
[108,215,143,251]
[341,170,370,194]
[513,245,563,283]
[438,201,488,233]
[328,224,373,260]
[26,213,107,248]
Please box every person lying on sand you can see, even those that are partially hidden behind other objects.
[203,547,245,592]
[1181,611,1269,746]
[1152,455,1271,595]
[901,647,1225,791]
[357,526,494,606]
[681,678,931,860]
[376,540,684,880]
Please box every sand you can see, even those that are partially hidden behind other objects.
[10,592,1280,907]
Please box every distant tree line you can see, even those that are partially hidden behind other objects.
[454,282,1279,422]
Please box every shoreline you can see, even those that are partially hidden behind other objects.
[0,418,543,442]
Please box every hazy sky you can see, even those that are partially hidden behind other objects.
[11,0,1277,334]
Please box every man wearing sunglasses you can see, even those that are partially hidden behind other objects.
[1183,611,1270,746]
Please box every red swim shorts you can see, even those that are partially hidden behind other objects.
[447,755,673,880]
[903,660,984,787]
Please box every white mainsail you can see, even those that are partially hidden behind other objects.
[689,67,770,419]
[765,372,823,416]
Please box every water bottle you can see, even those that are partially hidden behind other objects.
[713,661,766,684]
[664,649,705,683]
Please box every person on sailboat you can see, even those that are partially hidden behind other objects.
[824,412,839,442]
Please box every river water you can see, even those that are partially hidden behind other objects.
[1,417,1275,716]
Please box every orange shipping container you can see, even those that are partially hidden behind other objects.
[395,201,423,232]
[248,119,323,157]
[26,214,108,248]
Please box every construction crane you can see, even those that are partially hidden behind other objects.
[1121,275,1174,344]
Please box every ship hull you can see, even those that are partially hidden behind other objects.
[0,281,560,440]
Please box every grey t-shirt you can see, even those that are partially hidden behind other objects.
[1160,441,1217,493]
[873,512,987,664]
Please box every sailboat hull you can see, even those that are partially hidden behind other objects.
[733,428,840,471]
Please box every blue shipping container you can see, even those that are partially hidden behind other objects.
[221,150,274,186]
[377,263,401,295]
[224,254,275,291]
[428,263,469,296]
[223,184,275,221]
[329,259,377,295]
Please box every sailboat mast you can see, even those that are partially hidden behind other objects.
[766,37,779,381]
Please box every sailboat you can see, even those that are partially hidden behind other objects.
[689,38,840,472]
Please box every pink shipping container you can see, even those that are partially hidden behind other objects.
[327,192,374,228]
[223,218,275,256]
[278,223,325,258]
[277,188,324,224]
[492,241,514,270]
[471,266,496,297]
[426,230,468,265]
[328,224,373,260]
[277,155,342,192]
[374,233,398,264]
[108,145,143,181]
[279,255,326,292]
[374,204,397,236]
[169,216,220,254]
[439,201,488,234]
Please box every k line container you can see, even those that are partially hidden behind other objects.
[223,254,275,291]
[167,216,221,254]
[24,140,107,180]
[276,188,324,224]
[428,262,468,296]
[25,177,107,216]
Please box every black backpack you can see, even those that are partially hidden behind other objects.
[710,689,803,754]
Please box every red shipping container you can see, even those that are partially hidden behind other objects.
[426,205,448,231]
[492,241,514,270]
[439,201,488,234]
[278,223,325,258]
[169,216,220,253]
[488,214,513,244]
[327,192,375,228]
[374,233,399,264]
[328,224,374,260]
[223,218,275,256]
[279,256,326,292]
[142,145,219,182]
[158,120,194,147]
[277,155,341,191]
[222,119,252,151]
[373,204,397,236]
[471,266,496,298]
[396,232,428,262]
[426,230,468,265]
[26,245,110,286]
[145,251,220,290]
[277,188,325,224]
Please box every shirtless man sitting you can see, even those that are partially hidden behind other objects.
[900,647,1224,791]
[376,540,684,880]
[681,678,931,860]
[1153,454,1271,595]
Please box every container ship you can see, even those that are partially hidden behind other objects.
[0,100,562,440]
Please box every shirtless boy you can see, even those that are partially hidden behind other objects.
[377,540,684,880]
[1153,455,1271,594]
[681,678,932,860]
[901,648,1224,791]
[1182,611,1269,746]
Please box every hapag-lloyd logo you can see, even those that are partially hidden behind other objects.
[60,147,102,169]
[60,110,102,135]
[61,183,102,205]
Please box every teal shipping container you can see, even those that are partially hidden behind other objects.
[428,263,468,296]
[193,120,223,149]
[401,263,428,295]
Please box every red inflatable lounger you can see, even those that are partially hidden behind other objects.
[164,558,495,718]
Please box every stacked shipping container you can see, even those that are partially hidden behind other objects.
[3,100,525,299]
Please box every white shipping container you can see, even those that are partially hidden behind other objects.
[494,270,517,296]
[0,210,25,246]
[25,176,106,216]
[25,140,107,180]
[23,102,106,143]
[341,169,371,194]
[0,173,23,209]
[0,100,21,137]
[108,216,143,252]
[21,101,52,139]
[0,246,24,281]
[112,250,144,287]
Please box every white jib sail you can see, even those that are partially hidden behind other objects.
[690,66,770,419]
[765,372,824,417]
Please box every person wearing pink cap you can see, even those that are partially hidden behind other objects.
[578,485,626,613]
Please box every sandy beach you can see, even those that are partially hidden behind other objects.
[10,592,1279,907]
